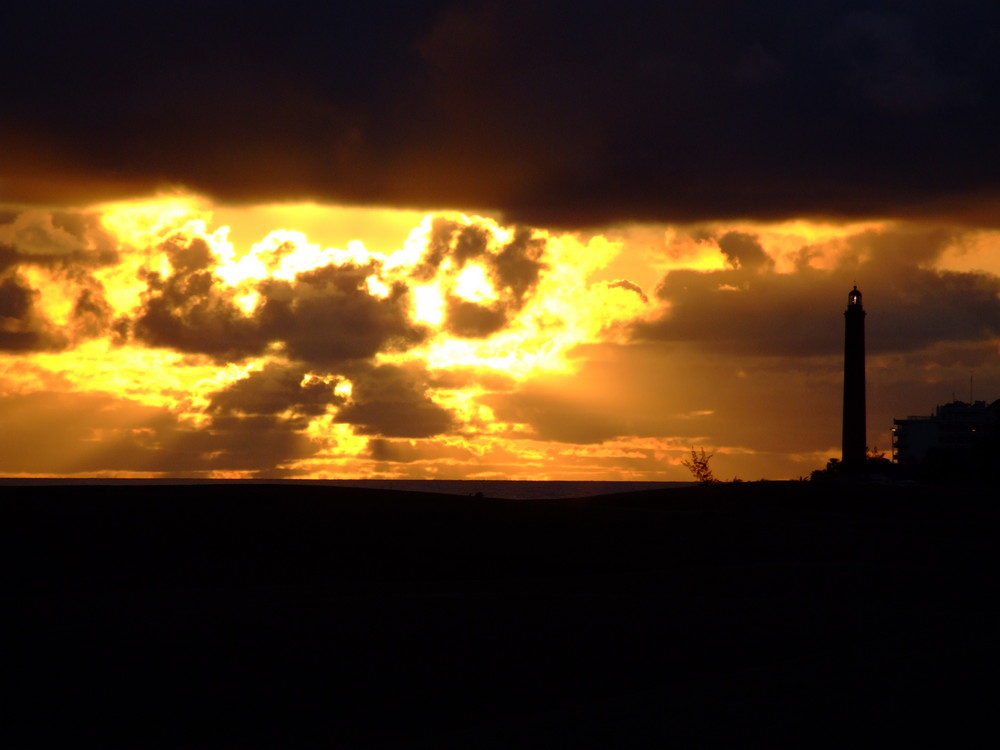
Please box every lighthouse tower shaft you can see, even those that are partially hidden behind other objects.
[842,287,867,469]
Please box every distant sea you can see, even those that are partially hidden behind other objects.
[321,479,694,500]
[1,478,693,500]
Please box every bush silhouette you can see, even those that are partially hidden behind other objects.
[682,448,717,483]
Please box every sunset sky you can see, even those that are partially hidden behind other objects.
[3,1,1000,480]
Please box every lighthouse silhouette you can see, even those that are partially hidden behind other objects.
[842,286,866,469]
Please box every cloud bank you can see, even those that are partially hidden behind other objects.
[3,197,1000,480]
[3,2,1000,225]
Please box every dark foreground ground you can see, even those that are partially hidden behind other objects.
[4,481,999,748]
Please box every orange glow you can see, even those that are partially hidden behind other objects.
[98,195,214,246]
[5,192,1000,480]
[212,203,430,259]
[935,229,1000,274]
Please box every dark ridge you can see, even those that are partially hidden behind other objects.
[4,481,998,747]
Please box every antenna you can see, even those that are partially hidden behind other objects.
[970,372,974,403]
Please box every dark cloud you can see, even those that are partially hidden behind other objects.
[717,232,775,271]
[412,217,466,281]
[635,267,845,357]
[0,259,117,347]
[0,210,119,266]
[71,284,114,339]
[493,228,547,303]
[6,2,999,224]
[133,242,264,359]
[420,221,547,338]
[131,232,426,364]
[635,226,1000,357]
[0,274,67,352]
[367,437,479,465]
[335,364,454,438]
[0,209,121,350]
[453,224,492,265]
[607,279,649,303]
[0,208,433,363]
[208,363,343,418]
[444,297,508,338]
[0,390,321,476]
[197,413,317,467]
[826,8,972,112]
[0,276,32,320]
[258,266,425,364]
[368,438,426,464]
[0,246,17,274]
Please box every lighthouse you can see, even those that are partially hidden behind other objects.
[842,285,866,470]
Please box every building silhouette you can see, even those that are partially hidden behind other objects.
[893,399,1000,471]
[842,286,866,469]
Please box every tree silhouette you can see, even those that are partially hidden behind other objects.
[810,445,895,482]
[682,448,717,483]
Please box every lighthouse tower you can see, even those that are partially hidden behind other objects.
[842,285,867,470]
